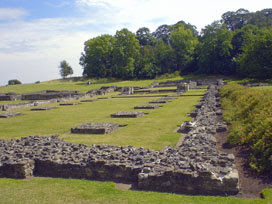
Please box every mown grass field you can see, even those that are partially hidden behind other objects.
[0,178,271,204]
[0,77,272,204]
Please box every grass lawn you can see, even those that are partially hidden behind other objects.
[0,76,187,94]
[0,88,204,150]
[0,178,271,204]
[252,86,272,91]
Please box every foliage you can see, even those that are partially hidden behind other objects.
[236,27,272,79]
[8,79,22,85]
[196,22,234,75]
[59,60,73,79]
[80,35,115,78]
[170,25,198,74]
[80,8,272,80]
[220,83,272,173]
[136,27,155,47]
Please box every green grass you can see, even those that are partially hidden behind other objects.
[0,178,270,204]
[1,77,272,203]
[0,88,204,150]
[252,86,272,91]
[0,76,187,94]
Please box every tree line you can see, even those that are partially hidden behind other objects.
[79,8,272,80]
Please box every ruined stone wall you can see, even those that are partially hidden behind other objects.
[0,84,239,196]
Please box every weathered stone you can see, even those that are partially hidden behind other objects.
[80,99,97,102]
[111,111,145,118]
[31,107,56,111]
[134,105,160,109]
[149,99,169,104]
[71,123,121,134]
[0,112,21,118]
[121,87,134,95]
[59,102,81,106]
[177,83,189,93]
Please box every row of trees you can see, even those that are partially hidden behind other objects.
[80,8,272,79]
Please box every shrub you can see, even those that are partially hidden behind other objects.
[8,79,22,85]
[220,83,272,173]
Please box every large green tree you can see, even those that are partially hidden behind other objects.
[196,22,234,75]
[237,27,272,79]
[59,60,73,79]
[112,28,140,79]
[80,35,115,78]
[170,25,198,74]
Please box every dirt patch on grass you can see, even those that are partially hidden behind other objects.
[216,116,272,199]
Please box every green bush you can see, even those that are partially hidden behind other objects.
[8,79,22,85]
[220,83,272,173]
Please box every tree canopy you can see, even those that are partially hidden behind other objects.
[59,60,73,79]
[80,8,272,80]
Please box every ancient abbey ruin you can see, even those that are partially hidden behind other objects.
[0,79,240,196]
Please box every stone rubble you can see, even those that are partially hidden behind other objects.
[111,111,145,118]
[0,83,239,196]
[71,123,121,134]
[31,107,56,111]
[0,112,22,118]
[134,105,160,109]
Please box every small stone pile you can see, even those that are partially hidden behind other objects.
[0,112,22,118]
[111,111,145,118]
[134,105,160,109]
[71,123,121,134]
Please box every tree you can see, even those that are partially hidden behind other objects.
[196,21,234,75]
[237,27,272,79]
[170,25,198,74]
[59,60,73,79]
[221,8,251,31]
[136,27,155,47]
[80,35,115,78]
[112,28,140,79]
[153,39,175,74]
[8,79,22,85]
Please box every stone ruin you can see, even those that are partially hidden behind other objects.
[0,93,21,101]
[134,105,160,109]
[0,83,239,196]
[21,90,84,101]
[177,83,190,93]
[30,107,56,111]
[80,99,97,103]
[149,99,170,104]
[111,111,145,118]
[87,86,118,96]
[0,112,21,118]
[59,102,81,106]
[121,87,134,95]
[71,123,121,134]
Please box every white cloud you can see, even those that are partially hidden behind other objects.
[0,0,271,85]
[0,8,28,20]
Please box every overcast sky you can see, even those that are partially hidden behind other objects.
[0,0,271,85]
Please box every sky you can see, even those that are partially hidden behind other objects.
[0,0,271,85]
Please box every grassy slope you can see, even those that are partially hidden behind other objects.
[0,77,185,94]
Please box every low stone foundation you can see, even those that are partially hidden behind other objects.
[0,112,22,118]
[149,99,170,104]
[71,123,121,134]
[0,84,240,196]
[59,102,81,106]
[31,107,56,111]
[134,105,160,109]
[111,111,145,118]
